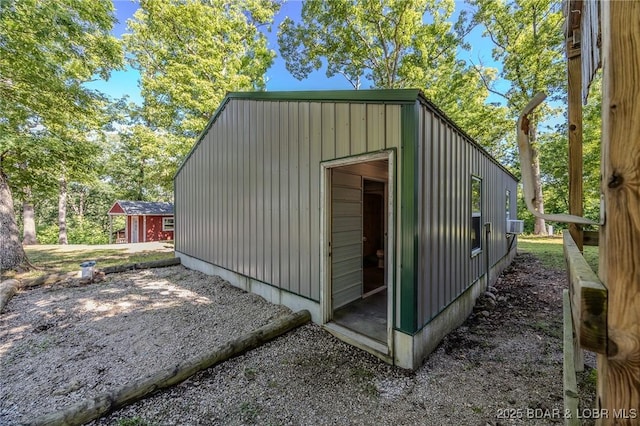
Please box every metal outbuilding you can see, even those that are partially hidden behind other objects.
[174,90,518,369]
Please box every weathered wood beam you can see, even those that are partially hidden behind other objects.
[582,230,599,247]
[563,231,607,354]
[100,257,181,275]
[563,289,580,426]
[567,35,584,251]
[0,279,19,313]
[599,0,640,419]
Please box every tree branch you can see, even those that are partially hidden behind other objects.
[469,60,509,101]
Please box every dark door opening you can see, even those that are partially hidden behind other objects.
[330,160,388,344]
[363,179,386,296]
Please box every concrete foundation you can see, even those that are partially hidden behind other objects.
[177,242,517,370]
[177,252,322,323]
[395,244,517,369]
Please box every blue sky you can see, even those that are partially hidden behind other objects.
[88,0,503,105]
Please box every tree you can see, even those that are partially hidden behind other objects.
[125,0,281,139]
[278,0,511,150]
[103,101,187,202]
[468,0,565,234]
[0,0,123,271]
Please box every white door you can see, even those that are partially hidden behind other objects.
[131,216,139,243]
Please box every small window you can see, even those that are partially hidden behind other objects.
[505,190,511,221]
[163,217,174,231]
[471,176,482,254]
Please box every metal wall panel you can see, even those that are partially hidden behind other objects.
[175,99,402,301]
[417,103,518,325]
[367,104,385,151]
[309,103,322,301]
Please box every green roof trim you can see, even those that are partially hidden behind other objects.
[224,89,422,103]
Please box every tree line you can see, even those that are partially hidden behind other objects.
[0,0,601,272]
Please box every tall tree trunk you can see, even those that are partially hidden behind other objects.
[0,170,29,272]
[22,187,37,245]
[531,148,547,235]
[529,119,548,236]
[58,176,68,245]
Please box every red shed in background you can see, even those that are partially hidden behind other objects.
[108,201,174,244]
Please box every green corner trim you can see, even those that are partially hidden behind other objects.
[399,103,419,334]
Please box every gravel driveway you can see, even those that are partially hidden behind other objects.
[0,254,596,425]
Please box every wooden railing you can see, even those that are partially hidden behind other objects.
[563,230,607,354]
[562,230,607,424]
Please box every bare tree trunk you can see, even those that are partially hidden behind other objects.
[58,177,68,245]
[531,148,547,235]
[22,187,37,245]
[0,170,29,273]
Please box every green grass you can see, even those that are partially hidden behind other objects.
[518,235,599,273]
[117,417,154,426]
[4,245,175,281]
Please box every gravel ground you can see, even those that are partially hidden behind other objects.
[0,253,596,425]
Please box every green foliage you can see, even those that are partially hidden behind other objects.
[37,218,109,245]
[469,0,566,234]
[239,401,260,423]
[469,0,565,113]
[125,0,280,138]
[117,417,153,426]
[0,0,123,259]
[103,103,188,201]
[0,0,123,132]
[278,0,511,151]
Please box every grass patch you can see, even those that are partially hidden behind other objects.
[117,417,154,426]
[239,401,261,423]
[26,247,173,272]
[6,245,175,281]
[518,235,599,273]
[532,320,563,339]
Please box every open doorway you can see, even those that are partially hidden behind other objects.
[363,179,386,297]
[327,158,389,345]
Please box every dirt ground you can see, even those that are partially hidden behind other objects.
[0,251,596,425]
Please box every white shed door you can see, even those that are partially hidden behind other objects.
[131,216,139,243]
[331,170,363,310]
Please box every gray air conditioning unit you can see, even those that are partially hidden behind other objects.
[506,220,524,234]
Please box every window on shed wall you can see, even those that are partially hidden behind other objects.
[505,190,511,221]
[471,176,482,254]
[163,217,175,231]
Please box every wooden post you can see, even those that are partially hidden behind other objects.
[563,289,580,426]
[567,36,584,251]
[599,1,640,422]
[109,215,113,244]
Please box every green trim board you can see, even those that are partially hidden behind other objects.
[398,102,420,334]
[224,89,422,103]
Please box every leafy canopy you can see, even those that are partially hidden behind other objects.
[278,0,510,152]
[125,0,281,138]
[468,0,565,115]
[0,0,122,133]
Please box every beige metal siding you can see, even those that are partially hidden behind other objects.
[175,100,402,300]
[417,103,518,325]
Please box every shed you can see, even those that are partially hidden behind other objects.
[174,90,519,369]
[107,201,174,244]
